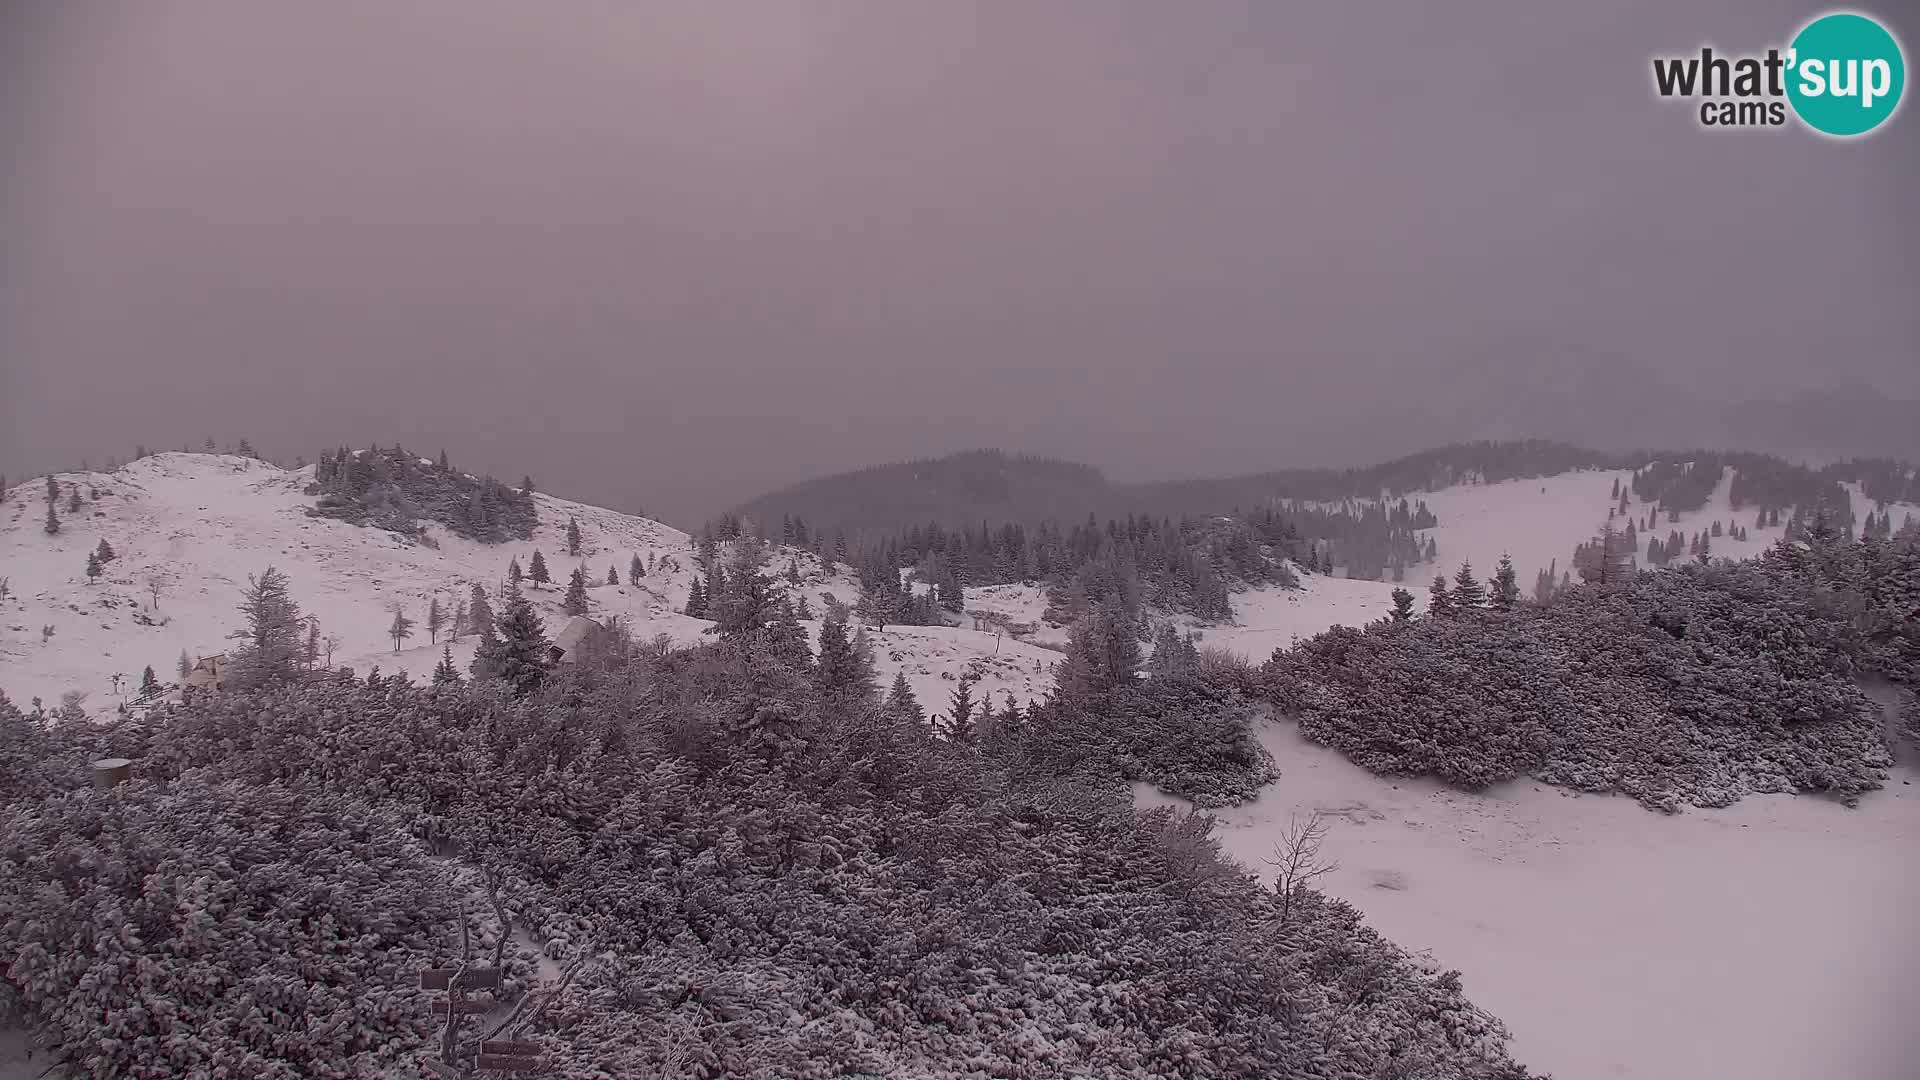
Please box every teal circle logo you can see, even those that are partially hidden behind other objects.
[1786,12,1905,136]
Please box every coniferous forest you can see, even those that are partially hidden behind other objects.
[306,446,539,543]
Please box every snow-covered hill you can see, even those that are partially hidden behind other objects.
[0,454,1056,718]
[9,455,1914,718]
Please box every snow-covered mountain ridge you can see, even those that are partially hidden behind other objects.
[12,453,1917,717]
[0,453,1059,716]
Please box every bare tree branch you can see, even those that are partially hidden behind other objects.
[1262,810,1339,925]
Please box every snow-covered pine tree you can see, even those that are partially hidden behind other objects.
[606,564,619,586]
[1451,560,1487,609]
[815,614,878,717]
[946,675,978,745]
[139,665,159,696]
[684,575,707,617]
[883,671,924,726]
[432,644,461,685]
[43,499,58,535]
[1427,574,1455,617]
[95,538,115,562]
[564,568,590,616]
[470,584,549,695]
[629,554,644,584]
[529,550,551,588]
[426,597,444,644]
[228,567,305,688]
[1489,553,1520,611]
[1389,587,1416,621]
[85,550,102,583]
[388,604,414,653]
[566,517,582,556]
[508,557,523,588]
[468,584,496,643]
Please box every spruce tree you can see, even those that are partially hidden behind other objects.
[815,614,879,717]
[1389,587,1416,621]
[95,538,115,562]
[1451,560,1487,609]
[426,597,444,644]
[139,665,159,696]
[432,645,461,685]
[451,595,467,641]
[228,567,304,688]
[1489,553,1520,611]
[43,499,58,535]
[468,584,496,644]
[528,550,551,588]
[67,490,80,514]
[566,517,583,557]
[564,568,590,616]
[508,557,523,588]
[1061,600,1141,693]
[1427,574,1455,617]
[470,584,549,695]
[946,675,978,745]
[606,564,619,586]
[178,649,192,680]
[387,604,414,652]
[883,671,924,727]
[85,550,102,583]
[629,553,644,585]
[684,575,707,617]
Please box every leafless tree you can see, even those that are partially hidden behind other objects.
[146,576,164,610]
[1263,810,1339,925]
[321,633,343,669]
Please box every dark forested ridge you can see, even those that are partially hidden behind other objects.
[731,450,1119,538]
[732,440,1919,542]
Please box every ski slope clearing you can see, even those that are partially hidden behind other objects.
[1137,717,1920,1080]
[1399,465,1810,587]
[0,454,1054,716]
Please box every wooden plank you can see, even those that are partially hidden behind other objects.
[430,999,493,1015]
[420,1058,466,1078]
[421,967,502,990]
[474,1053,547,1072]
[479,1040,541,1056]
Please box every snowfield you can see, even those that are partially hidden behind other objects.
[0,454,1058,719]
[1137,717,1920,1080]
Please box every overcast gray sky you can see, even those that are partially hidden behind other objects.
[3,1,1915,523]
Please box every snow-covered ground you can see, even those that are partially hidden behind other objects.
[1137,716,1920,1080]
[1405,466,1800,588]
[0,454,1051,716]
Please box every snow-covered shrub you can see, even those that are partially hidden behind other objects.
[1,631,1540,1078]
[1265,548,1905,809]
[0,778,461,1077]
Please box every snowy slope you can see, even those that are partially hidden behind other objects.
[0,454,1054,717]
[1137,715,1920,1080]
